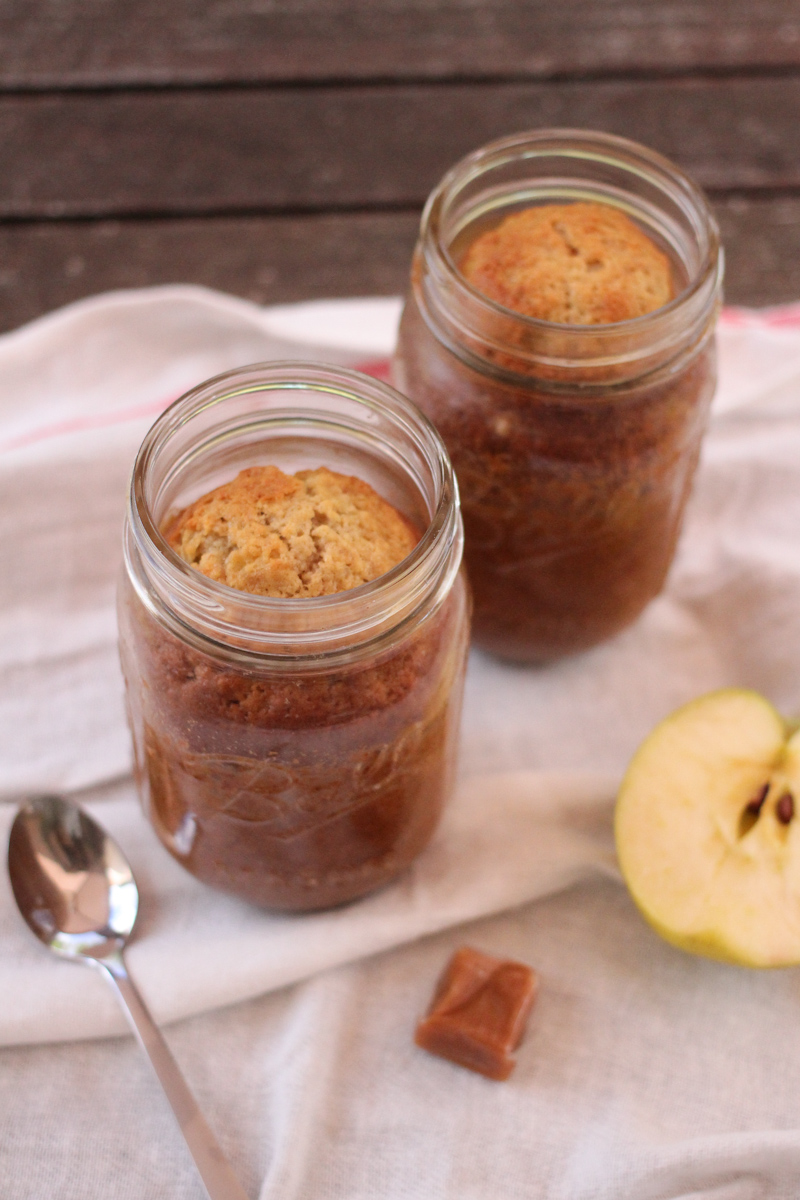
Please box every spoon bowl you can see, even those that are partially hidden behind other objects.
[8,794,249,1200]
[9,794,138,957]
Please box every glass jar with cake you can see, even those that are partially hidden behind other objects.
[118,363,469,911]
[393,129,723,663]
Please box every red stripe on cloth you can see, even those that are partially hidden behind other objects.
[353,358,392,381]
[0,395,179,455]
[0,359,394,455]
[720,302,800,330]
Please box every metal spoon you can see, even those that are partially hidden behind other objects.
[7,794,250,1200]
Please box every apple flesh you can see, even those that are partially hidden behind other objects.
[615,688,800,967]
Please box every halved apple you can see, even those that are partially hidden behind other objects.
[615,688,800,967]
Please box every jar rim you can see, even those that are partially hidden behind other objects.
[126,361,463,665]
[416,127,723,378]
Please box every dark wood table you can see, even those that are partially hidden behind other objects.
[1,0,799,331]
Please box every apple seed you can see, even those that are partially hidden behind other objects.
[776,792,795,825]
[738,781,771,837]
[746,782,770,816]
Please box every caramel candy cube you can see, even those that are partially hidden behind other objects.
[415,946,538,1081]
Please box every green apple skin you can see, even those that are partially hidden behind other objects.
[615,688,800,968]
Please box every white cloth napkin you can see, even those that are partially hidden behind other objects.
[4,287,800,1199]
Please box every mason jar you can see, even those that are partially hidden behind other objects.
[393,129,723,663]
[119,363,469,911]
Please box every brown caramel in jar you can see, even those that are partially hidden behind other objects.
[120,460,469,911]
[394,132,722,663]
[396,283,714,661]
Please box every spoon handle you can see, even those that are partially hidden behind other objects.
[96,949,250,1200]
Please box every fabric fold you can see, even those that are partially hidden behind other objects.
[0,770,618,1046]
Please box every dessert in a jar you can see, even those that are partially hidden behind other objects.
[393,129,723,663]
[118,364,469,911]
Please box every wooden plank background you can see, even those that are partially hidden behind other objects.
[1,0,799,331]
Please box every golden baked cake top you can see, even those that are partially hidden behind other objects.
[166,465,419,598]
[460,201,674,325]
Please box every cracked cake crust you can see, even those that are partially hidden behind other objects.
[165,464,419,598]
[460,202,674,326]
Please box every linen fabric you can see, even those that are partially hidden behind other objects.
[2,287,800,1198]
